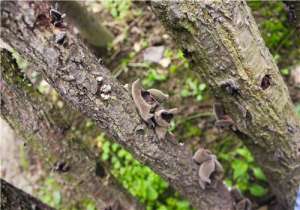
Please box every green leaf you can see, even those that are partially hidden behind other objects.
[253,167,267,181]
[249,184,267,197]
[53,191,61,205]
[198,83,206,91]
[280,68,289,76]
[101,153,110,161]
[232,159,248,179]
[146,185,158,201]
[86,204,96,210]
[111,143,119,152]
[180,89,191,97]
[158,205,168,210]
[224,179,232,187]
[236,148,254,162]
[196,94,203,101]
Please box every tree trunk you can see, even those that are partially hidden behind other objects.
[1,1,235,210]
[1,178,54,210]
[151,1,300,209]
[0,49,143,210]
[58,1,114,56]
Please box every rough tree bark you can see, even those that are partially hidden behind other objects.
[1,179,54,210]
[151,1,300,209]
[0,49,143,210]
[1,1,235,210]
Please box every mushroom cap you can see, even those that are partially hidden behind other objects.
[198,157,215,184]
[192,148,212,164]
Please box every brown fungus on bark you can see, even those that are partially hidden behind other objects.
[192,148,212,164]
[131,80,177,139]
[235,199,252,210]
[199,157,215,184]
[131,79,157,127]
[154,108,178,140]
[155,126,168,141]
[141,90,158,107]
[147,88,169,103]
[49,3,66,27]
[213,103,236,130]
[193,148,224,189]
[261,74,271,90]
[220,79,240,96]
[230,188,243,202]
[230,188,252,210]
[154,108,178,127]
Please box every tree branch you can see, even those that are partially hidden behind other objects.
[151,1,300,209]
[0,49,143,210]
[1,1,234,210]
[1,178,55,210]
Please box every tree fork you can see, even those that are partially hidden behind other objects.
[151,1,300,209]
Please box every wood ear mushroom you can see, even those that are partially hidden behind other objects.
[193,148,224,189]
[213,102,236,131]
[230,188,252,210]
[147,88,169,103]
[132,79,157,127]
[131,79,177,140]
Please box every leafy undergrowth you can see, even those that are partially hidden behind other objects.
[97,134,192,210]
[215,138,268,198]
[38,177,97,210]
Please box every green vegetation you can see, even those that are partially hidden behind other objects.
[143,68,168,88]
[216,138,268,197]
[103,0,131,19]
[38,177,97,210]
[248,1,300,75]
[98,134,192,210]
[181,78,206,102]
[248,1,291,52]
[38,178,62,209]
